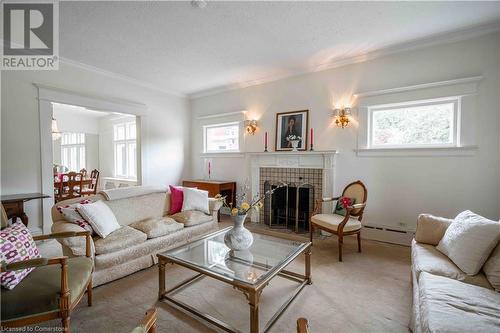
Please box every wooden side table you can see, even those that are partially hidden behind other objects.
[182,180,236,221]
[1,193,50,227]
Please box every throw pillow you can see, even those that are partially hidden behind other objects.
[77,200,121,238]
[169,185,184,215]
[334,197,356,216]
[0,222,41,289]
[436,210,500,275]
[182,188,209,214]
[56,199,94,234]
[483,242,500,291]
[172,211,212,227]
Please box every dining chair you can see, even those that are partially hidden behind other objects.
[310,180,367,261]
[64,172,84,200]
[79,168,88,178]
[54,175,63,203]
[81,169,99,196]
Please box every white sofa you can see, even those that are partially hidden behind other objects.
[411,214,500,333]
[51,190,222,286]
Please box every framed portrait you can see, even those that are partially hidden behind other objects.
[275,110,309,151]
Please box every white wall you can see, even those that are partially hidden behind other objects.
[1,62,190,233]
[190,32,500,230]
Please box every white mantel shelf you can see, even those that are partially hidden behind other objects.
[246,150,337,156]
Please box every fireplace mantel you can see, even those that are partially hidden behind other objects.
[249,150,337,222]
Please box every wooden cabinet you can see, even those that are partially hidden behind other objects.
[182,180,236,221]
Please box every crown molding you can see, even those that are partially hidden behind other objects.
[59,57,187,98]
[188,20,500,100]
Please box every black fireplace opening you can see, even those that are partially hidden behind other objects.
[263,181,314,233]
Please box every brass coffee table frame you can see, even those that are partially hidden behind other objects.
[157,230,312,333]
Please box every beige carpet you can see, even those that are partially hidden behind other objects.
[34,221,411,333]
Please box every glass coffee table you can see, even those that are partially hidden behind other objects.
[157,227,312,333]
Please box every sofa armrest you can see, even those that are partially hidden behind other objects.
[208,198,223,214]
[415,214,453,246]
[51,221,95,257]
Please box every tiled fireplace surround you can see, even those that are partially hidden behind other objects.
[249,152,337,223]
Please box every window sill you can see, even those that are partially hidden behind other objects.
[354,145,478,157]
[200,152,245,158]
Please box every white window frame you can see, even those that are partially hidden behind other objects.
[367,97,460,150]
[203,121,241,153]
[60,132,86,172]
[113,122,137,180]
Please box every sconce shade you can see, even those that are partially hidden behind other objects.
[245,120,258,135]
[333,107,351,129]
[52,117,61,140]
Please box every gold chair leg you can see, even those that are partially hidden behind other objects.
[357,232,362,253]
[62,316,70,333]
[309,223,314,243]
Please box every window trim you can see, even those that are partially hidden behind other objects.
[60,132,86,172]
[367,96,460,150]
[203,121,241,154]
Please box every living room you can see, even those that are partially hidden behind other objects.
[1,1,499,333]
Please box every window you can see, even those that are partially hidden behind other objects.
[203,122,240,153]
[114,122,136,179]
[368,98,459,149]
[61,132,86,171]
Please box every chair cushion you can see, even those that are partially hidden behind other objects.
[334,197,356,216]
[1,256,93,321]
[94,226,147,255]
[171,211,212,227]
[436,210,500,275]
[130,217,183,239]
[412,240,492,289]
[311,214,362,232]
[0,222,41,290]
[418,272,500,333]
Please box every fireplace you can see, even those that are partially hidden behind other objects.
[263,181,314,233]
[259,167,322,233]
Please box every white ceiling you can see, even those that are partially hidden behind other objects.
[60,1,500,97]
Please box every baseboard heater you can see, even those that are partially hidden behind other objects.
[362,225,414,246]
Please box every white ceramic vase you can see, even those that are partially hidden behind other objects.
[224,214,254,250]
[290,140,300,151]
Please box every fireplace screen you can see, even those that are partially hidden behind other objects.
[263,181,314,233]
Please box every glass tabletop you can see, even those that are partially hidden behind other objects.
[160,228,308,285]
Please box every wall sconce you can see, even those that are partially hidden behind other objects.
[332,107,352,129]
[245,120,258,135]
[52,117,61,140]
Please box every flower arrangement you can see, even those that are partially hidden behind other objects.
[286,134,302,141]
[215,181,285,217]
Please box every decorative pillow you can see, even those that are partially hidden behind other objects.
[0,222,41,290]
[56,199,94,234]
[436,210,500,275]
[130,217,184,238]
[182,188,209,214]
[483,242,500,291]
[334,197,356,216]
[77,200,121,238]
[169,185,184,215]
[172,211,212,227]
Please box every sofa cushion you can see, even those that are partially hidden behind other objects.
[182,188,209,214]
[105,192,169,226]
[94,226,147,255]
[1,256,92,321]
[77,200,121,238]
[412,240,492,289]
[436,210,500,275]
[130,217,183,239]
[311,214,362,232]
[483,242,500,291]
[418,272,500,333]
[415,214,452,246]
[172,211,212,227]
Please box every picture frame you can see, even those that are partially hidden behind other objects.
[275,110,309,151]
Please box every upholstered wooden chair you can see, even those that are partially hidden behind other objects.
[81,169,100,196]
[1,204,94,332]
[130,308,157,333]
[310,180,367,261]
